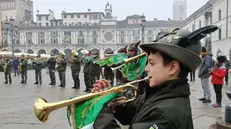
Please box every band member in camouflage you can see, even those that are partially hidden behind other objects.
[89,49,101,90]
[4,58,12,84]
[19,54,28,84]
[32,54,43,85]
[103,49,115,86]
[69,51,81,89]
[47,54,56,85]
[116,46,127,85]
[83,53,91,92]
[56,52,67,87]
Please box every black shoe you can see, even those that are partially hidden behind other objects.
[203,99,212,103]
[49,83,52,85]
[34,82,38,84]
[39,82,42,85]
[4,82,8,84]
[9,82,12,84]
[20,81,24,84]
[71,86,77,89]
[199,98,206,101]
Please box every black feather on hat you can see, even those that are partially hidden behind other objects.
[217,56,226,63]
[128,41,141,51]
[118,46,127,54]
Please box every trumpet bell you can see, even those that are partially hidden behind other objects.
[34,98,50,122]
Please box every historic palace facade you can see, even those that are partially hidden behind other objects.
[2,2,183,58]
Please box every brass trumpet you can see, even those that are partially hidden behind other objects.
[56,56,64,64]
[111,53,147,71]
[3,63,7,73]
[34,77,149,122]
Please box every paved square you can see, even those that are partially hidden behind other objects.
[0,68,230,129]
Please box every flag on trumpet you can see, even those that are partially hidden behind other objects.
[95,53,127,67]
[121,55,147,81]
[67,93,118,129]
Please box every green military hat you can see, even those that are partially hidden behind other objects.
[217,55,226,63]
[140,25,219,72]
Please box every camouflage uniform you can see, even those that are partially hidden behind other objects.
[103,49,115,86]
[69,55,81,89]
[116,46,127,85]
[33,57,43,84]
[56,55,67,87]
[47,56,56,85]
[4,58,12,84]
[20,57,28,84]
[89,50,101,88]
[83,56,91,92]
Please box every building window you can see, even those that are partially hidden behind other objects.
[38,38,45,44]
[120,30,125,35]
[51,23,54,26]
[79,31,83,36]
[71,14,74,18]
[218,9,221,20]
[199,20,201,28]
[93,15,97,20]
[64,14,67,18]
[39,23,41,26]
[148,37,152,42]
[46,22,49,26]
[218,28,221,40]
[39,16,41,21]
[84,15,87,18]
[131,30,135,35]
[77,15,80,18]
[133,37,138,42]
[46,16,48,20]
[148,30,152,34]
[78,38,85,44]
[64,31,71,36]
[137,30,140,34]
[192,24,195,31]
[92,31,97,36]
[120,37,125,43]
[93,37,97,44]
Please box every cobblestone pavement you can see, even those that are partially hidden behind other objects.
[0,68,230,129]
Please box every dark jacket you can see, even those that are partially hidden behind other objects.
[225,60,230,70]
[89,61,101,78]
[12,59,19,69]
[47,58,56,70]
[32,61,43,71]
[20,59,28,71]
[5,60,12,73]
[69,57,81,72]
[93,79,193,129]
[198,54,213,78]
[83,56,91,74]
[56,57,67,72]
[104,66,114,78]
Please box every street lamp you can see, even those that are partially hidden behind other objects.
[141,14,146,43]
[4,18,18,58]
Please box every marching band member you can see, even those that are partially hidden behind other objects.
[92,26,218,129]
[47,54,56,85]
[116,46,127,85]
[69,51,81,89]
[89,50,101,90]
[3,58,12,84]
[32,54,43,85]
[19,54,28,84]
[103,49,115,86]
[83,53,92,92]
[56,52,67,87]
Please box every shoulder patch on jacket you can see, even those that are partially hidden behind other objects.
[149,124,159,129]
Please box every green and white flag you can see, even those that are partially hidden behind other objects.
[67,93,118,129]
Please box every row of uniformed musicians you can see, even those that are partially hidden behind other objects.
[3,43,145,94]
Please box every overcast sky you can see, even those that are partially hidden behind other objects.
[33,0,209,20]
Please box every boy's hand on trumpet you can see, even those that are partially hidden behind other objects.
[91,79,111,93]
